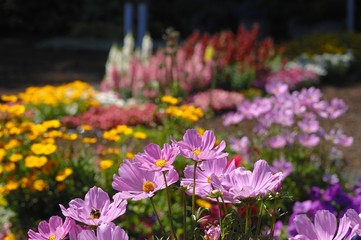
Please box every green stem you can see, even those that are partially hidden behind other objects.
[183,190,187,240]
[270,198,279,240]
[256,200,264,237]
[245,204,250,236]
[192,162,198,216]
[150,197,167,237]
[163,172,178,240]
[216,197,223,238]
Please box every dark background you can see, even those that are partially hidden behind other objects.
[1,0,360,42]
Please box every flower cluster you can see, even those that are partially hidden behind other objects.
[28,129,287,239]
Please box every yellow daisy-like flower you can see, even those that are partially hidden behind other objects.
[5,180,19,191]
[99,159,114,170]
[4,139,21,150]
[4,234,15,240]
[115,125,133,135]
[9,153,23,162]
[161,96,179,105]
[133,131,147,139]
[44,130,63,138]
[80,124,93,131]
[25,155,48,168]
[196,128,205,136]
[32,179,47,191]
[31,143,57,155]
[55,168,73,182]
[196,199,211,209]
[0,148,6,162]
[82,137,97,144]
[4,162,16,172]
[1,95,18,102]
[103,131,121,141]
[63,133,78,141]
[126,152,135,160]
[42,119,61,129]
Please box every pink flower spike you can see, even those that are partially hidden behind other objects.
[134,143,179,172]
[60,186,127,226]
[112,160,179,200]
[173,129,228,162]
[28,216,74,240]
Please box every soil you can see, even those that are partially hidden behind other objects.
[1,36,360,179]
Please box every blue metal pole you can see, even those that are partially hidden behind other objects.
[124,2,133,36]
[347,0,354,33]
[137,2,148,48]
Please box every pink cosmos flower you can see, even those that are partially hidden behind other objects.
[112,160,179,200]
[265,81,288,95]
[212,160,283,202]
[134,143,179,172]
[173,129,228,162]
[74,223,128,240]
[290,210,358,240]
[298,134,320,147]
[345,208,361,236]
[28,216,74,240]
[180,157,236,199]
[60,186,127,226]
[267,135,287,149]
[204,224,221,240]
[297,119,320,133]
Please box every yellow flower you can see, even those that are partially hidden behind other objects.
[0,165,3,174]
[161,96,179,105]
[9,153,23,162]
[4,162,16,172]
[42,119,61,129]
[103,131,121,141]
[0,148,6,162]
[196,199,211,209]
[80,124,93,131]
[44,130,63,138]
[4,139,21,150]
[1,95,18,102]
[4,234,15,240]
[41,138,55,145]
[126,152,135,160]
[20,177,29,188]
[63,133,78,141]
[31,143,57,155]
[55,168,73,182]
[196,128,205,136]
[5,180,19,191]
[25,155,48,168]
[82,137,97,144]
[0,194,7,206]
[99,159,114,170]
[33,179,47,191]
[204,45,215,62]
[133,131,147,139]
[115,125,133,135]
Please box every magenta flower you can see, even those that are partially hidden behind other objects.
[298,119,320,133]
[74,223,128,240]
[28,216,74,240]
[213,160,283,201]
[112,160,179,200]
[180,157,236,199]
[271,158,293,180]
[173,129,228,162]
[204,224,221,240]
[298,134,320,147]
[134,143,179,171]
[60,186,127,226]
[290,210,358,240]
[265,81,288,95]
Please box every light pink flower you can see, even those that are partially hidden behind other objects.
[112,160,179,200]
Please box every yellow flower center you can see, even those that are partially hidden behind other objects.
[142,181,155,193]
[155,159,167,167]
[49,235,56,240]
[90,208,101,219]
[207,176,212,183]
[193,149,201,156]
